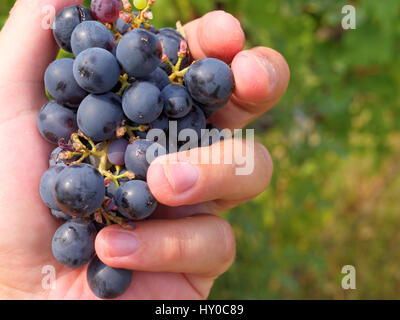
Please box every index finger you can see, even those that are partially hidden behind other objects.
[184,11,290,130]
[184,10,245,63]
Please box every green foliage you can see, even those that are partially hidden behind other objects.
[1,0,399,299]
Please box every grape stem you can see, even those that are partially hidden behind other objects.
[124,0,154,30]
[117,73,130,96]
[169,64,189,84]
[100,207,125,226]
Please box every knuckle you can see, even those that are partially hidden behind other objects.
[215,217,236,268]
[254,142,273,192]
[164,228,189,264]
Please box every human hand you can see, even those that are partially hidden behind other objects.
[0,0,289,299]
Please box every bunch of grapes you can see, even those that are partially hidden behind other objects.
[38,0,234,299]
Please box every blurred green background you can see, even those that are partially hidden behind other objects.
[1,0,400,299]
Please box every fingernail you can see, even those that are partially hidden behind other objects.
[105,230,139,258]
[254,54,277,90]
[163,162,200,194]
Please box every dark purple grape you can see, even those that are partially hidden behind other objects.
[52,219,97,268]
[73,47,120,94]
[124,139,166,180]
[107,139,129,166]
[87,256,132,299]
[161,84,192,119]
[115,18,132,35]
[54,163,105,217]
[91,0,122,23]
[116,29,162,78]
[122,81,164,124]
[44,58,88,108]
[40,164,66,210]
[114,180,158,220]
[77,93,124,142]
[184,58,234,115]
[71,21,116,56]
[37,101,78,145]
[53,5,94,52]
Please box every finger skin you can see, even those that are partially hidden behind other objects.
[0,0,83,84]
[210,47,291,129]
[96,215,236,278]
[147,140,273,208]
[184,10,245,63]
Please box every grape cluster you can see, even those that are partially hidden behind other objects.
[38,0,234,299]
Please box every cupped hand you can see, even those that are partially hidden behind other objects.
[0,0,289,299]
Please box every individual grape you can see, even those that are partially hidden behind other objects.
[37,101,78,145]
[157,33,189,75]
[40,164,66,210]
[44,58,88,108]
[116,29,162,78]
[161,84,193,119]
[91,0,122,23]
[176,104,206,143]
[52,219,97,268]
[87,256,132,299]
[71,21,116,56]
[125,139,166,180]
[115,18,131,35]
[53,5,94,52]
[77,93,124,142]
[122,81,164,124]
[54,163,106,217]
[51,209,72,220]
[158,27,185,41]
[115,180,158,220]
[134,0,147,10]
[137,67,170,91]
[107,139,129,166]
[184,58,234,114]
[73,47,120,94]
